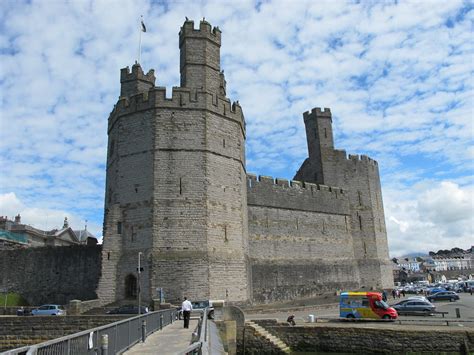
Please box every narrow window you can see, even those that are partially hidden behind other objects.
[324,128,327,138]
[358,191,362,205]
[107,252,110,260]
[223,138,226,148]
[224,225,228,243]
[109,139,115,157]
[358,215,362,230]
[117,222,122,234]
[179,177,182,195]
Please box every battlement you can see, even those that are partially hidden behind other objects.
[179,19,221,46]
[120,64,156,84]
[247,174,349,215]
[247,174,344,195]
[303,107,332,121]
[109,86,244,133]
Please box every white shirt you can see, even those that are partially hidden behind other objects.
[182,299,193,311]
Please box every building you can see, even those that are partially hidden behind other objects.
[398,257,422,273]
[97,19,393,306]
[0,215,96,249]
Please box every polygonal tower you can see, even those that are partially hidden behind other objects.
[97,19,251,305]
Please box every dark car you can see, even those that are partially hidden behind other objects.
[107,305,149,314]
[392,300,436,315]
[427,291,460,302]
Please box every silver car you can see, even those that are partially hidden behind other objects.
[31,304,66,316]
[392,300,435,315]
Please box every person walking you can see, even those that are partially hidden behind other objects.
[181,297,193,329]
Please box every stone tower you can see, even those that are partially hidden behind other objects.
[97,19,250,304]
[295,108,393,289]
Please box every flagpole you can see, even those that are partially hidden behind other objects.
[138,16,142,64]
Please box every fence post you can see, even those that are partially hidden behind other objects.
[455,308,460,318]
[142,319,147,342]
[101,334,109,355]
[160,314,163,330]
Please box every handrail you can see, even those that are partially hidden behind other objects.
[3,308,176,355]
[178,308,209,355]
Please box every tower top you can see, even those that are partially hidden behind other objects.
[120,63,155,97]
[179,19,221,46]
[120,63,155,85]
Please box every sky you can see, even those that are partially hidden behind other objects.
[0,0,472,257]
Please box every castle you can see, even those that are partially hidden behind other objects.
[97,19,393,305]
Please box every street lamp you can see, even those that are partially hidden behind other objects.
[138,252,143,315]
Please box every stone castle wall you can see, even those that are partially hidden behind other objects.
[0,245,101,305]
[247,175,360,302]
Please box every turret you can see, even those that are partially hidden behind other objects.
[179,19,222,94]
[303,107,334,159]
[120,63,155,97]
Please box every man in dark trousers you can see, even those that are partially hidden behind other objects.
[181,297,193,328]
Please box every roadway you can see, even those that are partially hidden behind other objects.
[246,293,474,327]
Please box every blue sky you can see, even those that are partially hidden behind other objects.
[0,0,472,256]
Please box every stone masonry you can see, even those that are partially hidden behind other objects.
[97,19,393,306]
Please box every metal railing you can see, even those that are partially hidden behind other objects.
[178,308,209,355]
[3,308,176,355]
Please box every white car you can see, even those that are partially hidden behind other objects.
[31,304,66,316]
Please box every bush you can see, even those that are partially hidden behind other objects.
[0,292,29,306]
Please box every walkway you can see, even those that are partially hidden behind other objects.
[123,318,198,355]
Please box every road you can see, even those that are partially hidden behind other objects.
[246,293,474,326]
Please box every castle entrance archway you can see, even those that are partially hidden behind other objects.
[125,274,137,299]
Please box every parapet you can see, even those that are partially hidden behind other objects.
[303,107,332,121]
[179,19,221,46]
[247,173,349,215]
[109,86,244,134]
[120,63,156,85]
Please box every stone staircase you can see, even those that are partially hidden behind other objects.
[245,321,291,354]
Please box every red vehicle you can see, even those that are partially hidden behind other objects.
[340,292,398,319]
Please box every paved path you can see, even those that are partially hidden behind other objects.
[124,318,198,355]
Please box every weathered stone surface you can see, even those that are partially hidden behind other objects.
[246,320,474,354]
[0,245,101,305]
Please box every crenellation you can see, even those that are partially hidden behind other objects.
[303,107,332,120]
[120,64,156,85]
[275,178,289,187]
[179,20,221,45]
[290,180,302,188]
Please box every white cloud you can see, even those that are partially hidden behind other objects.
[0,193,102,237]
[0,0,472,256]
[385,181,473,256]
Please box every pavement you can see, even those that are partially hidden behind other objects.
[123,318,198,355]
[246,293,474,327]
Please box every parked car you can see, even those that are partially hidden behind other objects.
[31,304,65,316]
[427,287,445,295]
[392,300,436,315]
[16,307,31,316]
[107,305,149,314]
[177,300,214,320]
[427,291,460,302]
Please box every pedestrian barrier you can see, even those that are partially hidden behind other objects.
[2,308,176,355]
[178,308,209,355]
